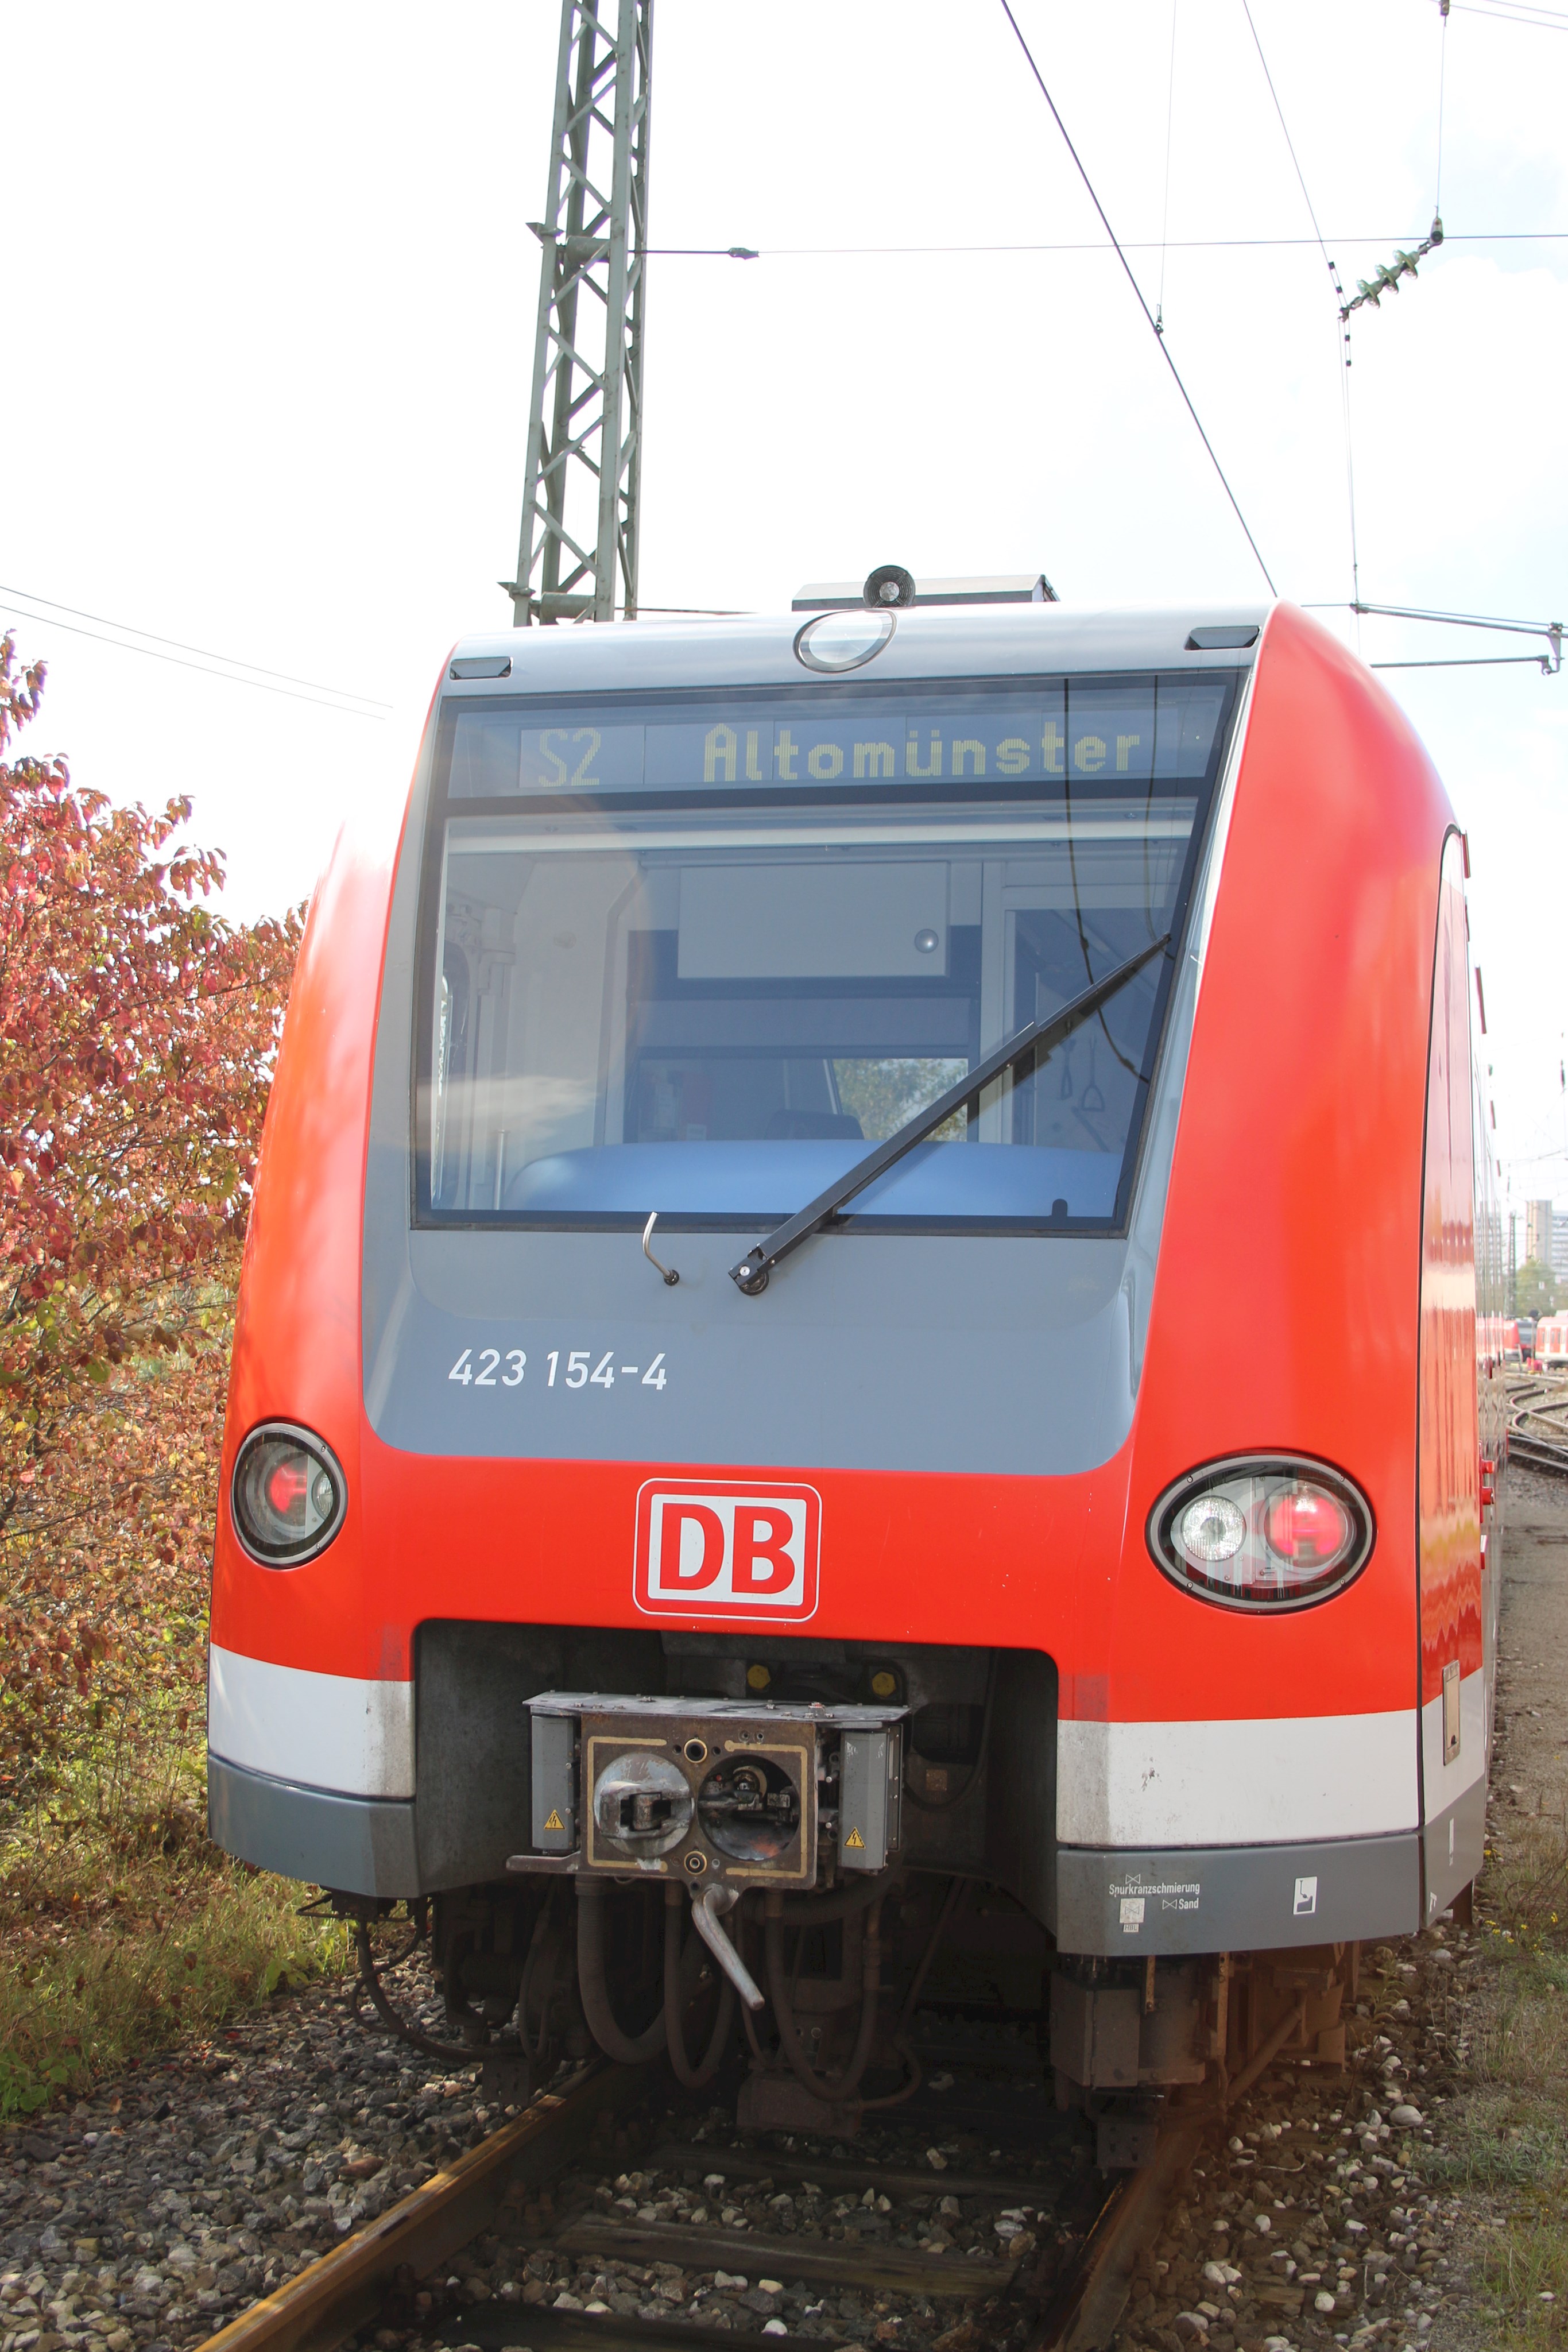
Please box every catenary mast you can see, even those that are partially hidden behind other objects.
[503,0,653,627]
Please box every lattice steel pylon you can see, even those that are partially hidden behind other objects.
[502,0,653,626]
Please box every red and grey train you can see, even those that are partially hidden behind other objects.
[208,579,1504,2148]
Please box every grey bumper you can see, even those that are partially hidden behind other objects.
[1055,1831,1423,1953]
[211,1744,1430,1952]
[208,1753,420,1897]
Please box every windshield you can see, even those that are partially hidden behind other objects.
[415,672,1233,1232]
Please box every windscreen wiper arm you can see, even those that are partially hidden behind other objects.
[729,933,1172,1295]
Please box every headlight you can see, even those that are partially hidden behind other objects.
[231,1423,347,1567]
[1148,1454,1373,1611]
[1175,1492,1246,1564]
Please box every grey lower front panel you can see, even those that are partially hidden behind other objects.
[1056,1833,1424,1955]
[209,1755,420,1897]
[212,1724,1430,1947]
[1422,1771,1489,1927]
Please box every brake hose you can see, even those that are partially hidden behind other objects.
[857,1872,969,2111]
[903,1656,997,1814]
[575,1879,668,2064]
[663,1889,738,2090]
[354,1923,487,2065]
[765,1891,884,2104]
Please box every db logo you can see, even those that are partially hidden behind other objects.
[634,1480,821,1622]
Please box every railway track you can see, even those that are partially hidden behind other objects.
[194,2027,1187,2352]
[1508,1376,1568,1479]
[1507,1432,1568,1478]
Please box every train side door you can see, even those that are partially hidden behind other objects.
[1416,831,1487,1920]
[1471,1019,1505,1720]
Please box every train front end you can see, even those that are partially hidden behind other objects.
[207,591,1492,2145]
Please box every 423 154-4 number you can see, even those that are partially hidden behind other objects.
[447,1347,667,1391]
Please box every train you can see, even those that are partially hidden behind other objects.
[207,578,1503,2161]
[1535,1314,1568,1371]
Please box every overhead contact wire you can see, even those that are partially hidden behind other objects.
[1155,0,1179,336]
[652,234,1568,260]
[997,1,1277,594]
[1238,1,1361,613]
[1450,0,1568,26]
[1437,2,1451,215]
[0,591,389,719]
[0,582,390,704]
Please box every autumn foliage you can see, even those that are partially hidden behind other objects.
[0,633,301,1775]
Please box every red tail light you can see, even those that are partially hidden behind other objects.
[265,1458,311,1518]
[232,1423,346,1567]
[1265,1488,1350,1564]
[1148,1455,1373,1611]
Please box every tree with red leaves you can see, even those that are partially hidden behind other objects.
[0,633,300,1764]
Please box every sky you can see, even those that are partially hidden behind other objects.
[4,0,1567,1219]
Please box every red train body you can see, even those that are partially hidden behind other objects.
[208,594,1502,2128]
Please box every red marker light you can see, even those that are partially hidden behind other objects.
[1265,1487,1350,1564]
[265,1457,309,1519]
[232,1423,346,1567]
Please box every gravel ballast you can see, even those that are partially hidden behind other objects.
[1111,1929,1472,2352]
[0,1933,1479,2352]
[0,1979,502,2352]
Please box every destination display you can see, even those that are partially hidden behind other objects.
[442,675,1230,800]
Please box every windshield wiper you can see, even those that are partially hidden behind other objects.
[728,933,1172,1295]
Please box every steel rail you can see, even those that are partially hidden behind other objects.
[1028,2118,1206,2352]
[195,2059,638,2352]
[1507,1382,1568,1480]
[1507,1433,1568,1479]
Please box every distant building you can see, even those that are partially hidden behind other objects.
[1555,1212,1568,1279]
[1526,1197,1555,1267]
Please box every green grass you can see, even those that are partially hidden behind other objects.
[1431,1813,1568,2344]
[0,1699,352,2110]
[1424,2089,1568,2191]
[1477,2208,1568,2349]
[1480,1800,1568,1952]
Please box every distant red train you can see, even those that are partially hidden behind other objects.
[1535,1314,1568,1372]
[207,581,1503,2155]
